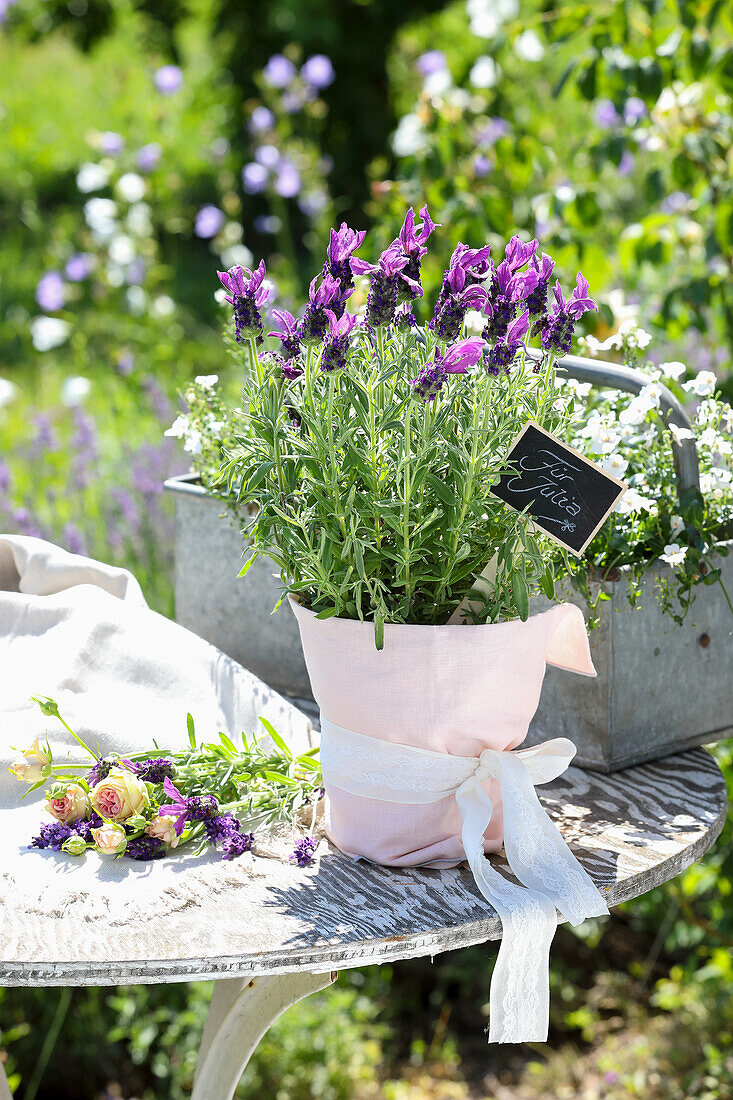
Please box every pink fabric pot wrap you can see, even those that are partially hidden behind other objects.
[290,599,595,868]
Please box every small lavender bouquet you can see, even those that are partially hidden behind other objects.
[216,208,597,643]
[10,697,322,865]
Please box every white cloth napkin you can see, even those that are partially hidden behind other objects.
[0,535,312,913]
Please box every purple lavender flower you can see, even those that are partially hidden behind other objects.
[411,356,447,402]
[11,508,43,538]
[263,54,296,88]
[254,214,281,234]
[36,272,66,312]
[0,461,9,494]
[503,234,539,272]
[195,205,225,239]
[203,812,242,843]
[30,818,93,851]
[126,836,166,861]
[541,273,597,354]
[442,337,485,374]
[222,831,255,859]
[62,522,87,556]
[158,777,190,835]
[301,55,335,89]
[186,795,220,822]
[485,310,530,375]
[661,190,690,214]
[392,204,438,303]
[136,757,174,783]
[525,253,555,322]
[255,144,281,169]
[363,244,412,329]
[322,222,368,298]
[290,835,318,867]
[86,757,117,787]
[65,253,94,282]
[242,162,269,194]
[416,50,446,76]
[431,250,490,342]
[137,143,162,171]
[321,310,357,372]
[217,261,272,343]
[395,306,417,329]
[594,99,619,129]
[300,273,350,344]
[154,65,183,95]
[280,357,304,382]
[481,260,538,342]
[249,105,276,133]
[473,154,493,178]
[269,309,301,361]
[99,131,124,156]
[274,161,301,198]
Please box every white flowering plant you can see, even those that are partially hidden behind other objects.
[564,327,733,625]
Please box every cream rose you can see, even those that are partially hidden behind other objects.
[9,738,52,783]
[92,822,127,856]
[90,767,150,823]
[145,814,181,848]
[45,782,89,824]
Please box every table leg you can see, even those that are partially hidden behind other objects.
[0,1058,11,1100]
[191,970,336,1100]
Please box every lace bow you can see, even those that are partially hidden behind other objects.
[320,716,608,1043]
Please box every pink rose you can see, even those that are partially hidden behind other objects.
[92,822,127,856]
[145,814,181,848]
[45,782,89,824]
[90,767,150,823]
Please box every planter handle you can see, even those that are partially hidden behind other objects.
[525,348,701,505]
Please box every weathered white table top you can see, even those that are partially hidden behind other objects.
[0,748,725,988]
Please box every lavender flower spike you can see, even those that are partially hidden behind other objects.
[300,273,350,345]
[269,309,301,361]
[364,244,411,329]
[541,273,597,354]
[321,310,357,373]
[431,260,489,343]
[526,253,555,320]
[504,234,539,272]
[394,204,439,303]
[217,260,272,344]
[486,309,530,375]
[325,222,368,286]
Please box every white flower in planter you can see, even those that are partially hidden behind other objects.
[600,453,629,478]
[659,361,687,380]
[619,395,653,425]
[683,371,717,397]
[660,543,688,567]
[165,415,190,439]
[668,422,695,443]
[194,375,219,390]
[614,487,656,516]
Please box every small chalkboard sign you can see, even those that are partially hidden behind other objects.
[492,420,628,556]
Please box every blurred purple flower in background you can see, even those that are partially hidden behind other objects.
[274,161,301,197]
[99,131,124,155]
[249,106,275,134]
[594,99,619,129]
[194,205,225,239]
[35,272,66,312]
[618,150,636,177]
[416,50,446,76]
[263,54,296,89]
[255,144,281,170]
[62,522,87,557]
[0,0,19,24]
[661,191,690,214]
[623,97,647,125]
[476,118,509,146]
[301,55,335,89]
[65,253,94,281]
[254,215,281,234]
[473,154,493,178]
[154,65,183,95]
[242,163,268,194]
[116,350,135,376]
[136,143,162,171]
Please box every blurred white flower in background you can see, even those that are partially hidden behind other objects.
[108,235,136,266]
[194,375,218,389]
[219,244,254,270]
[115,173,146,204]
[84,198,118,238]
[60,376,91,406]
[126,286,147,314]
[151,295,176,318]
[659,360,687,380]
[514,30,545,61]
[76,163,110,193]
[0,378,18,408]
[30,317,71,351]
[467,0,518,38]
[126,202,153,237]
[469,56,499,88]
[392,114,428,157]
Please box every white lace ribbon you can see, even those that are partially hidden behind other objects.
[320,716,608,1044]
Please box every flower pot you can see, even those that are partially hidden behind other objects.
[164,475,312,700]
[289,597,595,865]
[527,538,733,772]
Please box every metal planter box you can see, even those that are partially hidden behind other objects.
[527,542,733,772]
[164,475,312,700]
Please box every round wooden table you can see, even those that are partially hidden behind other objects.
[0,747,726,1100]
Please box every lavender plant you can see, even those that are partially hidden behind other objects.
[213,210,596,642]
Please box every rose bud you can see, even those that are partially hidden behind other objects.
[45,782,90,824]
[91,822,127,856]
